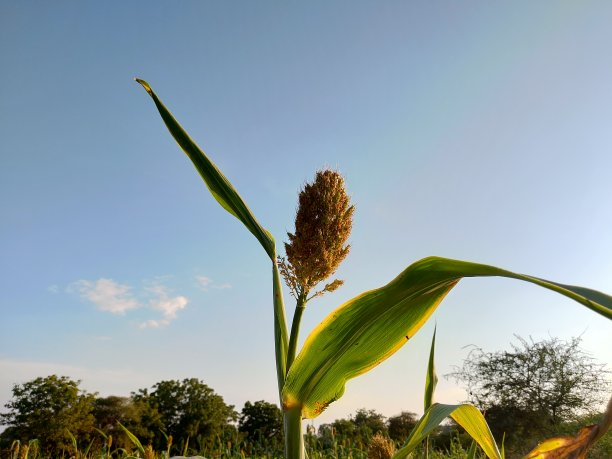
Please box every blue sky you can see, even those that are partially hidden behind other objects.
[1,2,611,427]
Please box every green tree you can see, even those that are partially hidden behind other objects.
[0,375,95,454]
[387,411,418,443]
[92,395,161,448]
[239,400,284,454]
[353,408,387,439]
[317,408,387,452]
[450,336,610,456]
[133,378,236,452]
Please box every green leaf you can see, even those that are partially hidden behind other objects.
[424,326,437,412]
[135,78,289,394]
[118,422,145,456]
[467,441,477,459]
[282,257,612,418]
[392,403,501,459]
[135,78,275,261]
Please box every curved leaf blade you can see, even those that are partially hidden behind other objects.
[524,426,598,459]
[282,257,612,419]
[525,395,612,458]
[424,326,437,412]
[135,79,288,394]
[135,78,275,261]
[118,422,145,456]
[393,403,501,459]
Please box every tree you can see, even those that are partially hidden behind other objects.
[352,408,387,439]
[387,411,417,443]
[92,395,161,449]
[133,378,237,451]
[0,375,95,453]
[317,408,387,451]
[449,336,610,454]
[238,400,283,453]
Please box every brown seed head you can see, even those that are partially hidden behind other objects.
[279,169,353,300]
[367,433,396,459]
[144,444,155,459]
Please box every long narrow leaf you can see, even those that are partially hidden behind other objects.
[467,441,477,459]
[136,78,289,393]
[282,257,612,418]
[118,422,145,456]
[392,403,501,459]
[135,78,275,261]
[273,261,289,392]
[424,326,437,412]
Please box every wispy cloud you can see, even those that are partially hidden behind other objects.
[196,275,213,290]
[139,285,188,329]
[71,279,140,315]
[70,278,188,329]
[196,275,231,291]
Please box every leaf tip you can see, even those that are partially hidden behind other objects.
[134,77,153,95]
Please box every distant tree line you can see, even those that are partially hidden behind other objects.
[0,374,419,457]
[1,336,609,458]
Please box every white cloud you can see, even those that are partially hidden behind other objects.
[139,284,188,329]
[70,278,189,329]
[139,319,165,329]
[196,275,213,290]
[196,275,231,291]
[72,278,140,315]
[152,295,188,320]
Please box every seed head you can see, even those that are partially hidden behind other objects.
[367,433,396,459]
[279,169,354,300]
[144,444,155,459]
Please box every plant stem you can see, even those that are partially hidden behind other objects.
[286,295,307,371]
[272,261,289,397]
[285,405,305,459]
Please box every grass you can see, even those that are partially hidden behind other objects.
[2,433,484,459]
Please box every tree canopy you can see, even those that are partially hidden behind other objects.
[238,400,284,454]
[449,335,610,454]
[0,375,95,453]
[132,378,237,450]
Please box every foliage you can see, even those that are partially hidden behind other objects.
[91,395,160,449]
[317,408,387,451]
[132,378,237,452]
[238,400,284,455]
[387,412,418,444]
[0,375,95,454]
[353,409,388,439]
[449,336,610,455]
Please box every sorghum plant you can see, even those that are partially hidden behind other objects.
[136,78,612,459]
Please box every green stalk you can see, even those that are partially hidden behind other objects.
[285,405,305,459]
[272,261,289,397]
[285,293,307,458]
[286,294,307,371]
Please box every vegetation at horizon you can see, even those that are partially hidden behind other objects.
[1,336,610,458]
